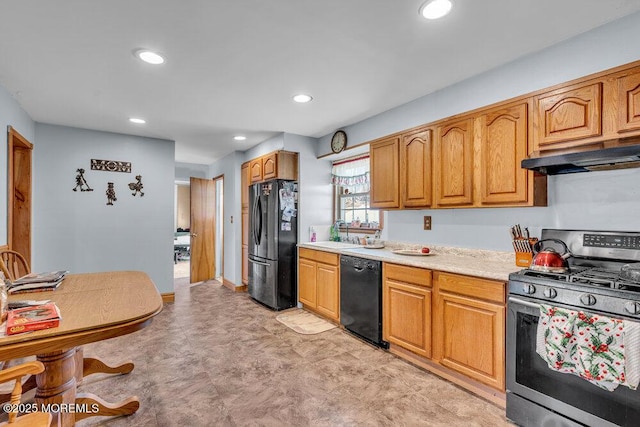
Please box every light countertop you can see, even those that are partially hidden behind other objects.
[298,241,520,282]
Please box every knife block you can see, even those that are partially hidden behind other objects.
[515,251,533,267]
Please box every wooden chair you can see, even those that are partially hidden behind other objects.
[0,361,51,426]
[0,250,30,282]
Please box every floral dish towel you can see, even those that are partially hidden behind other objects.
[536,304,640,391]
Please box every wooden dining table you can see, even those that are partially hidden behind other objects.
[0,271,163,426]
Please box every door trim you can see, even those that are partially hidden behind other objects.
[7,126,33,266]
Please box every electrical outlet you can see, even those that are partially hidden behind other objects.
[423,215,432,230]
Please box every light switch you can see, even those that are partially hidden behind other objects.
[423,216,431,230]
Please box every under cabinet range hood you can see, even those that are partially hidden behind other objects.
[521,138,640,175]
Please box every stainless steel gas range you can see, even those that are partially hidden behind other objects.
[507,229,640,427]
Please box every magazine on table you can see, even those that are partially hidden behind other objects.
[7,278,64,295]
[10,270,68,285]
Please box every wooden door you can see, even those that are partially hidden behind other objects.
[437,291,505,390]
[316,263,339,321]
[383,279,432,358]
[535,82,602,147]
[8,127,33,266]
[617,70,640,133]
[370,136,400,209]
[190,177,216,283]
[480,102,528,205]
[298,258,317,307]
[436,118,474,206]
[401,129,432,208]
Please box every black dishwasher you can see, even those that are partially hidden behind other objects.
[340,255,387,348]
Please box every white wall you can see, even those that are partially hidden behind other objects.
[283,133,333,243]
[0,85,35,246]
[33,123,175,293]
[209,151,243,286]
[175,161,208,182]
[314,11,640,252]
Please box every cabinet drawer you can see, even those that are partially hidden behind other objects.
[299,248,339,266]
[436,272,505,304]
[384,263,431,287]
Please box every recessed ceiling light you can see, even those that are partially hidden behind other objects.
[234,135,246,141]
[419,0,452,20]
[134,49,165,65]
[129,117,146,124]
[293,94,313,103]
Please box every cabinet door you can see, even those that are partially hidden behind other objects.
[436,118,474,206]
[262,153,278,181]
[535,82,602,147]
[242,209,248,246]
[383,279,432,358]
[242,244,248,285]
[480,102,528,205]
[370,136,400,209]
[250,158,263,183]
[617,70,640,134]
[241,163,249,208]
[401,129,432,208]
[437,291,505,390]
[316,263,339,321]
[298,258,317,308]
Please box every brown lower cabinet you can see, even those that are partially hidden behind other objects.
[298,248,340,322]
[382,263,506,393]
[433,272,506,391]
[382,263,432,358]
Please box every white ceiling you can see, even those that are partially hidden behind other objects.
[1,1,640,164]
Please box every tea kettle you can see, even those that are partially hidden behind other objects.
[530,239,571,273]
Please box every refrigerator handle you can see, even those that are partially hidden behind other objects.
[251,190,258,245]
[248,258,270,267]
[256,196,263,246]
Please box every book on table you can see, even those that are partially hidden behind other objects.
[11,270,68,285]
[5,302,61,335]
[7,271,68,295]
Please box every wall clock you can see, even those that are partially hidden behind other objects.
[331,130,347,154]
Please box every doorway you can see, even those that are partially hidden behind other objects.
[175,176,224,284]
[174,181,191,279]
[213,175,224,282]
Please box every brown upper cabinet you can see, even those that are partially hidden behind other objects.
[435,117,474,207]
[534,81,603,149]
[479,102,529,205]
[370,136,400,209]
[249,150,298,184]
[617,69,640,134]
[401,129,432,208]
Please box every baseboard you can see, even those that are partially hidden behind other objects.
[222,278,247,292]
[388,345,506,408]
[161,293,175,303]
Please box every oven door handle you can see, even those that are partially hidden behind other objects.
[508,296,541,309]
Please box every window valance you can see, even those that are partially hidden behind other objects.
[331,156,370,192]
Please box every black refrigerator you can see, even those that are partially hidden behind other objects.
[248,179,298,310]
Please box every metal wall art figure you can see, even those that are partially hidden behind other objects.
[128,175,144,197]
[72,168,93,192]
[106,182,117,205]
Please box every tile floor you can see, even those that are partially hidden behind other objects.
[76,279,514,426]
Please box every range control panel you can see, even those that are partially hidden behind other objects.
[584,234,640,249]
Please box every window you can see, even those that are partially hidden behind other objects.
[332,155,381,232]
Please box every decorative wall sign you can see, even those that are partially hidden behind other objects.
[128,175,144,197]
[72,168,93,192]
[91,159,131,173]
[106,182,117,205]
